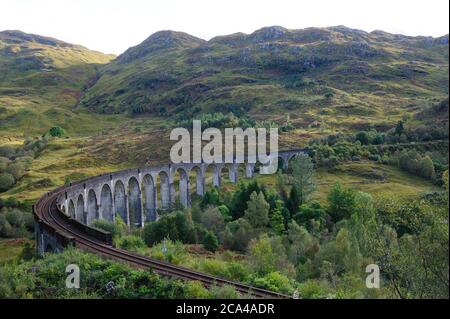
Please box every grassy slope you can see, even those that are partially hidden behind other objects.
[247,161,439,203]
[0,239,32,263]
[81,27,449,133]
[0,30,116,139]
[0,28,447,205]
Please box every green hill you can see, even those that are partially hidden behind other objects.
[80,26,448,131]
[0,30,115,138]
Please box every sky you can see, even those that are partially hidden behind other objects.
[1,0,449,55]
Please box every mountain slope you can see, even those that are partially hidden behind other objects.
[0,30,115,137]
[80,26,449,130]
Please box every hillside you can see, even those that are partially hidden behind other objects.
[0,30,115,138]
[80,26,449,131]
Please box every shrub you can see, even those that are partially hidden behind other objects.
[209,285,239,299]
[91,218,126,240]
[117,235,146,251]
[0,207,34,238]
[0,173,15,192]
[202,231,219,252]
[252,272,294,294]
[327,184,357,223]
[200,206,225,236]
[48,126,66,137]
[185,281,210,299]
[143,211,196,245]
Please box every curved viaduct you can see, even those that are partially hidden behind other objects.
[56,149,306,229]
[33,149,306,298]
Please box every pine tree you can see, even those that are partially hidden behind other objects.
[290,153,315,210]
[270,208,286,235]
[203,231,219,252]
[244,191,269,228]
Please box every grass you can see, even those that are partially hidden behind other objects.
[0,29,447,209]
[233,160,438,204]
[0,239,32,264]
[311,161,439,203]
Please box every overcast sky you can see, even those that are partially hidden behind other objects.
[1,0,449,55]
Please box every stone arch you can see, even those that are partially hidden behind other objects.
[76,194,84,223]
[68,200,75,219]
[157,171,170,209]
[189,166,204,196]
[100,184,114,222]
[128,177,142,227]
[220,165,231,183]
[221,164,239,184]
[87,189,98,225]
[142,174,157,222]
[114,180,127,224]
[174,168,189,207]
[205,164,221,187]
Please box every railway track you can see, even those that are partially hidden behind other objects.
[34,188,289,299]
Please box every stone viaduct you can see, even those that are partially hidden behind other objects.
[56,149,307,228]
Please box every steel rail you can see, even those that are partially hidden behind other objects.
[35,188,289,299]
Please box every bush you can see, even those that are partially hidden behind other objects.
[294,201,327,231]
[48,126,66,137]
[200,206,225,236]
[0,207,34,238]
[185,281,211,299]
[0,248,194,299]
[91,218,126,240]
[252,272,294,294]
[0,173,15,192]
[202,231,219,252]
[327,184,357,223]
[209,285,239,299]
[117,235,146,251]
[143,211,196,245]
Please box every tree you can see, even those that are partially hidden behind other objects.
[203,231,219,252]
[221,218,254,251]
[217,205,231,222]
[143,211,196,245]
[244,192,269,228]
[0,173,15,192]
[49,126,66,137]
[230,181,269,220]
[200,188,221,209]
[294,201,327,231]
[286,185,301,216]
[327,184,357,223]
[200,206,225,236]
[395,120,404,136]
[248,235,278,275]
[276,171,289,203]
[355,131,369,145]
[270,208,285,235]
[349,192,377,255]
[418,156,435,179]
[4,162,26,180]
[286,221,318,267]
[289,153,315,210]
